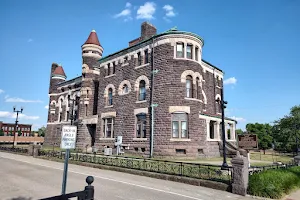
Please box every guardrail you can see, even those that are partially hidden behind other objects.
[249,161,297,175]
[38,150,232,184]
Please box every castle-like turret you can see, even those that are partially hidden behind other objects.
[48,63,67,94]
[81,30,103,68]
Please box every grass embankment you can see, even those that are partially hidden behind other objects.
[248,166,300,199]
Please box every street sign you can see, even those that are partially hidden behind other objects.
[238,134,258,150]
[60,125,77,149]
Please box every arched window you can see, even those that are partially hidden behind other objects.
[107,88,112,106]
[196,77,199,99]
[139,80,146,101]
[186,75,193,98]
[123,84,129,94]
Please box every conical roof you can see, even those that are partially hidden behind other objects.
[52,65,66,77]
[84,30,101,46]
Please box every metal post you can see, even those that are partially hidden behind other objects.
[13,106,23,148]
[221,88,228,168]
[61,149,70,194]
[150,105,154,158]
[85,176,94,200]
[150,38,155,158]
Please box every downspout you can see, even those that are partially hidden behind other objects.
[150,37,155,158]
[213,68,216,113]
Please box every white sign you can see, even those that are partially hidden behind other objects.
[60,125,77,149]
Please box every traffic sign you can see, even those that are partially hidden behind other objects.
[60,125,77,149]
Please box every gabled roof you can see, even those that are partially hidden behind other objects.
[83,30,101,46]
[52,65,66,77]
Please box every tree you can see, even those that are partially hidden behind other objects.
[246,123,273,154]
[18,131,22,136]
[272,105,300,152]
[38,126,46,137]
[0,129,4,136]
[236,129,244,135]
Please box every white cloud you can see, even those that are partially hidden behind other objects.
[163,5,176,17]
[114,9,131,18]
[229,116,246,122]
[0,89,4,94]
[114,2,133,22]
[125,2,131,8]
[45,105,49,109]
[5,97,43,103]
[0,111,39,120]
[27,38,33,43]
[137,2,156,20]
[224,77,237,85]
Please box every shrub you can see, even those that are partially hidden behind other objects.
[248,166,300,199]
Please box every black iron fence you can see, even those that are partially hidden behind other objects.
[0,146,28,154]
[249,161,297,175]
[39,176,94,200]
[38,150,232,184]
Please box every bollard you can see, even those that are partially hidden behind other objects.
[85,176,94,200]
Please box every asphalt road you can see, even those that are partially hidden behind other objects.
[0,152,254,200]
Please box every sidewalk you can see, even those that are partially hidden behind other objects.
[283,189,300,200]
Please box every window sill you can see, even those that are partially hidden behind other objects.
[121,63,129,67]
[105,105,113,108]
[99,138,115,141]
[105,74,116,78]
[184,97,203,103]
[170,138,191,142]
[133,138,147,141]
[136,100,147,104]
[207,138,221,142]
[216,86,221,89]
[135,63,150,69]
[173,57,200,64]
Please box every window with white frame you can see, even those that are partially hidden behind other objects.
[122,84,129,94]
[195,47,199,61]
[107,88,113,105]
[186,44,192,59]
[209,121,216,139]
[136,113,146,138]
[172,113,188,138]
[186,75,193,98]
[176,43,184,58]
[138,80,146,101]
[103,117,114,138]
[137,52,142,66]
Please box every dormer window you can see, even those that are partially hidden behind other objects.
[124,56,128,63]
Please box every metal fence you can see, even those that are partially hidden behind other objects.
[38,150,232,184]
[0,146,28,154]
[249,161,297,175]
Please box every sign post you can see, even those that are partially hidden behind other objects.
[238,134,258,168]
[60,125,77,194]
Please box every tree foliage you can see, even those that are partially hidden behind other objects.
[0,129,4,136]
[246,123,273,152]
[38,126,46,137]
[272,105,300,152]
[236,129,244,135]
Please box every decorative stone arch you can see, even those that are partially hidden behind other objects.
[118,80,132,95]
[50,100,56,106]
[194,72,203,87]
[134,75,150,91]
[215,94,221,101]
[104,84,116,98]
[180,70,194,83]
[57,96,65,107]
[202,90,207,104]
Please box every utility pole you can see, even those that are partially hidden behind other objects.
[216,88,228,168]
[13,106,23,148]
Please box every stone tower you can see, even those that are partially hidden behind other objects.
[76,30,103,150]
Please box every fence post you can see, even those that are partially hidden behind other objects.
[85,176,94,200]
[231,151,249,196]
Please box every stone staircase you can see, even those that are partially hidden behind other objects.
[219,141,247,158]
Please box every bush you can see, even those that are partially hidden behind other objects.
[248,166,300,199]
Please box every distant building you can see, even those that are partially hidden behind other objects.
[0,121,32,136]
[45,22,237,157]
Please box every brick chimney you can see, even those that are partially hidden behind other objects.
[129,22,157,47]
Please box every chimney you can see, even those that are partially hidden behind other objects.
[141,22,157,40]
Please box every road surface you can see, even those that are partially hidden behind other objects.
[0,152,254,200]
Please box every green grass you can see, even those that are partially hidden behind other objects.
[250,152,293,163]
[248,166,300,199]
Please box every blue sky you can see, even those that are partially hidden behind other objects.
[0,0,299,130]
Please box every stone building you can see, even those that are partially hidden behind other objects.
[45,22,237,157]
